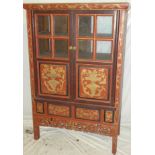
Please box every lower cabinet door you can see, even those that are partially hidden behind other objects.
[76,64,112,104]
[37,61,70,99]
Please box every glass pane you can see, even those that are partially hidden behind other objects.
[79,16,94,36]
[38,16,50,35]
[54,40,68,58]
[96,41,112,60]
[54,16,68,36]
[38,39,51,57]
[78,40,93,59]
[97,16,113,37]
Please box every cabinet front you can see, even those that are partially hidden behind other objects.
[33,10,118,106]
[24,4,128,154]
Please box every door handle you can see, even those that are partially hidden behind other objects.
[69,46,76,51]
[72,46,76,51]
[69,46,73,50]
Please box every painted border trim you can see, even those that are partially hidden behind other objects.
[23,3,129,10]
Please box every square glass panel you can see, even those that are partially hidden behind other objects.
[38,38,51,57]
[78,40,93,59]
[54,40,68,58]
[96,41,112,60]
[54,16,68,36]
[79,16,94,37]
[38,16,50,35]
[97,16,113,37]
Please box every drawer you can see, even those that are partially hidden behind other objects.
[48,103,71,117]
[76,107,100,121]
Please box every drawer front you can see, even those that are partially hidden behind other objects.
[36,101,115,124]
[48,103,70,117]
[76,107,100,121]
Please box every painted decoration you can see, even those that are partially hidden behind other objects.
[48,104,70,117]
[37,117,113,136]
[40,64,67,96]
[76,107,99,121]
[105,110,113,123]
[36,102,44,113]
[79,67,109,100]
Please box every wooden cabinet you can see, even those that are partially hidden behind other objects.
[23,3,129,155]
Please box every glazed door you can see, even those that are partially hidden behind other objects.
[72,10,118,105]
[34,11,73,100]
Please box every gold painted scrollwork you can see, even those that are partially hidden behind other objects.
[40,64,67,95]
[80,67,109,100]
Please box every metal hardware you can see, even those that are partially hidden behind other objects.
[69,46,76,51]
[69,46,73,50]
[72,46,76,50]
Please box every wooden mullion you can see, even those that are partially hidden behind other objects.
[70,11,78,102]
[35,14,38,37]
[75,14,78,61]
[50,14,53,36]
[53,36,69,39]
[52,38,55,59]
[93,15,97,60]
[36,35,51,39]
[51,14,54,59]
[76,37,94,40]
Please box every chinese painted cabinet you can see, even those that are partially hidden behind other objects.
[23,3,129,155]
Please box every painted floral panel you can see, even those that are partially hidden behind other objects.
[40,64,67,96]
[105,110,113,123]
[48,104,70,117]
[79,67,109,100]
[76,107,99,121]
[36,102,44,113]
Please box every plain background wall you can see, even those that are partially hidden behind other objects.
[23,0,131,125]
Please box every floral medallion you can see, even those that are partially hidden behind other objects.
[40,64,67,96]
[79,67,109,100]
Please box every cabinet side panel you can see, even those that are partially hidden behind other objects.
[26,10,35,99]
[114,10,127,130]
[26,10,38,124]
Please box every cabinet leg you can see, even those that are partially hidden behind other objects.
[33,125,40,140]
[112,136,118,155]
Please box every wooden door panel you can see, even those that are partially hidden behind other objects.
[73,10,116,104]
[76,64,112,103]
[79,66,108,100]
[38,61,70,99]
[33,11,73,100]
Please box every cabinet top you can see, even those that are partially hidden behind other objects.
[23,3,129,10]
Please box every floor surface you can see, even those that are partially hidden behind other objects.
[24,122,130,155]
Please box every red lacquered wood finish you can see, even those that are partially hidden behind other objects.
[24,3,129,155]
